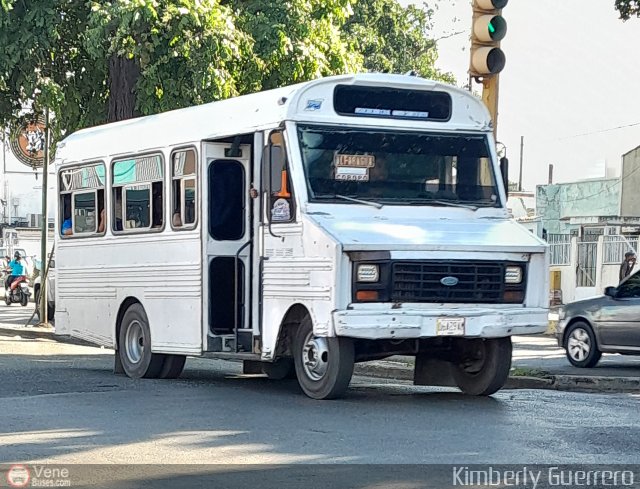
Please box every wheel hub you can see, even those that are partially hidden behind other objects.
[568,328,591,361]
[301,332,329,381]
[125,320,145,364]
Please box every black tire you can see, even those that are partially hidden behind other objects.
[292,315,354,400]
[118,303,165,379]
[4,292,11,306]
[158,355,186,379]
[20,291,29,307]
[262,358,296,380]
[564,321,602,368]
[451,337,512,396]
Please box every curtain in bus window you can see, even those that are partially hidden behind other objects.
[114,156,163,185]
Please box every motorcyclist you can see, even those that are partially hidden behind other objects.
[5,251,27,293]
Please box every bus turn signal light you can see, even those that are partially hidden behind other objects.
[356,290,379,301]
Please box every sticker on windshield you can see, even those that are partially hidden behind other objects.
[335,166,369,182]
[271,198,291,221]
[334,154,375,168]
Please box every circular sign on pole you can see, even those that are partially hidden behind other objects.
[8,115,47,169]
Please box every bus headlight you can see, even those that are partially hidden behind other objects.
[357,264,380,282]
[505,266,523,284]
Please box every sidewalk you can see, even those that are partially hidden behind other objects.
[356,335,640,393]
[1,317,639,393]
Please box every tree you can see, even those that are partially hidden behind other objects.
[0,0,451,141]
[344,0,454,82]
[0,1,107,141]
[615,0,640,19]
[229,0,361,90]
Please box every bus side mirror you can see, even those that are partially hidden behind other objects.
[500,157,509,194]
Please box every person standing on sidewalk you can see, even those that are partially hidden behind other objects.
[619,251,636,283]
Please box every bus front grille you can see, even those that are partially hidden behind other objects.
[391,261,506,303]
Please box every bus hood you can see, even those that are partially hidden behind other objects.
[308,214,546,253]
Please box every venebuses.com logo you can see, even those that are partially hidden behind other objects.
[6,465,30,488]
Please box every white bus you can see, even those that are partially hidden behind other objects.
[54,73,548,399]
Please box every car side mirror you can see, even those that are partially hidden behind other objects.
[604,286,617,298]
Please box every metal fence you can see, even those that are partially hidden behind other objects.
[576,240,597,287]
[603,235,638,264]
[548,234,571,266]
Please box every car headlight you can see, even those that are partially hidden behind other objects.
[357,264,379,282]
[505,266,523,284]
[558,308,566,320]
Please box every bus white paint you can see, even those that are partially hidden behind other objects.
[53,73,548,399]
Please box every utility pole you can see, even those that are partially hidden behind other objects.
[39,107,49,326]
[518,136,524,191]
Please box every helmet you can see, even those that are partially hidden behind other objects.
[13,251,22,259]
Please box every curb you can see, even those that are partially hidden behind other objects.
[0,325,93,347]
[354,361,640,393]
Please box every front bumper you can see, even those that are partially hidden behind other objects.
[333,306,548,339]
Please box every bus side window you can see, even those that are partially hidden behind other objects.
[264,131,294,223]
[171,149,197,230]
[59,162,106,238]
[112,154,164,232]
[61,194,73,236]
[112,187,124,231]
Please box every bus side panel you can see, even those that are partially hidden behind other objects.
[260,216,340,360]
[56,234,203,354]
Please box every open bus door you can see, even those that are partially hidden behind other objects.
[203,142,253,353]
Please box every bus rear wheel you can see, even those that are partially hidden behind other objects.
[451,337,512,396]
[292,315,354,400]
[118,303,165,379]
[159,355,186,379]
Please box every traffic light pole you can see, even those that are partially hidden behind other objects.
[481,75,500,139]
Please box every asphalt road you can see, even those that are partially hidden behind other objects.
[2,317,640,471]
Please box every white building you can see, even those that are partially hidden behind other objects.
[1,133,56,260]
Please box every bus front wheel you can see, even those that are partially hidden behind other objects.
[292,315,354,400]
[118,303,165,379]
[451,337,512,396]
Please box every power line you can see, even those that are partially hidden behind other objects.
[556,121,640,141]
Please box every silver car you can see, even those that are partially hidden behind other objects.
[556,273,640,367]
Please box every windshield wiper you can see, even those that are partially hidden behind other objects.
[333,194,383,209]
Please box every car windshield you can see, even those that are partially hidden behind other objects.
[298,125,500,207]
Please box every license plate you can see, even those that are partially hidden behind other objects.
[436,317,465,336]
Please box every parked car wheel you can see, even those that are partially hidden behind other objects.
[564,321,602,368]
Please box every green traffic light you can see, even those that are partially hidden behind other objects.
[488,22,496,34]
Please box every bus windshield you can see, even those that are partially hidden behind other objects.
[298,125,500,207]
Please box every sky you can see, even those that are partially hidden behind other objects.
[397,0,640,191]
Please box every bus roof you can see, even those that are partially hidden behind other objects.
[56,73,492,165]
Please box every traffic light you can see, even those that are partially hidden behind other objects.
[470,0,508,77]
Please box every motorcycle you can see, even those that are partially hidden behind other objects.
[3,271,31,307]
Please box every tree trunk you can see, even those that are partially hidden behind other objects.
[107,55,140,123]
